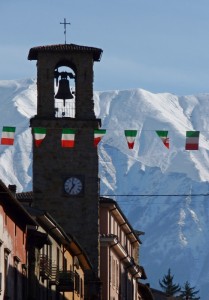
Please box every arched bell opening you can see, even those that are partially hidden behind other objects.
[54,66,75,118]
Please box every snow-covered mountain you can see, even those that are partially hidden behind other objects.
[0,79,208,299]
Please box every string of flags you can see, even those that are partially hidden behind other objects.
[0,127,201,150]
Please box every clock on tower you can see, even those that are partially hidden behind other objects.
[64,176,84,195]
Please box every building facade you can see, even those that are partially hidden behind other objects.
[17,192,92,300]
[100,197,150,300]
[0,182,36,300]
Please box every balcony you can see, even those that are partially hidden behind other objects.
[50,263,59,285]
[57,270,74,292]
[40,255,75,292]
[40,255,52,279]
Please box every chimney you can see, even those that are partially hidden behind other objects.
[8,184,17,195]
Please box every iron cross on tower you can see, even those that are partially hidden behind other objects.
[60,18,71,44]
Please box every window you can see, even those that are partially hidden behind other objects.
[22,231,25,245]
[22,264,27,300]
[121,231,125,247]
[80,278,83,297]
[116,261,119,290]
[56,247,60,271]
[74,271,80,294]
[4,249,10,298]
[112,259,116,287]
[110,255,112,284]
[4,213,7,226]
[13,259,19,299]
[126,239,130,255]
[63,257,67,271]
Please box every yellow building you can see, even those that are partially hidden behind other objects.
[17,192,92,300]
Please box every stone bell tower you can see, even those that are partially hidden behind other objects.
[28,44,103,296]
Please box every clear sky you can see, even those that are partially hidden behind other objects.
[1,0,209,96]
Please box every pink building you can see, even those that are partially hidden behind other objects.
[100,197,153,300]
[0,182,36,300]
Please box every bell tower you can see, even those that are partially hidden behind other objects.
[28,44,103,296]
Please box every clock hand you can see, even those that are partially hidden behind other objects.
[69,183,75,192]
[69,179,75,193]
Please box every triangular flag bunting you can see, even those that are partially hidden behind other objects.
[61,129,76,148]
[124,130,137,149]
[156,131,169,149]
[33,128,46,147]
[94,129,106,147]
[1,126,16,145]
[185,131,200,150]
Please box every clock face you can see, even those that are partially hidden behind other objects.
[64,177,83,195]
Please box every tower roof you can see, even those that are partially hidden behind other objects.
[28,43,103,61]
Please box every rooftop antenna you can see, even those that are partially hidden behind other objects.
[60,18,71,44]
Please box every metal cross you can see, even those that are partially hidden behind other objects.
[60,18,71,44]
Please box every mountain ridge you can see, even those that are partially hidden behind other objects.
[0,79,208,298]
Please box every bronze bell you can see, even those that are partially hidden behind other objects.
[55,78,74,100]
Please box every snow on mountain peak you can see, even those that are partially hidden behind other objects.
[0,79,208,298]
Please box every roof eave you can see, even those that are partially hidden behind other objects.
[28,43,103,61]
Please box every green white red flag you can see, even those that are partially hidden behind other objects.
[33,128,46,147]
[124,130,137,149]
[185,131,200,150]
[156,131,169,149]
[1,126,16,145]
[61,129,76,148]
[94,129,106,147]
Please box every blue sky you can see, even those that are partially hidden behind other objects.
[1,0,209,95]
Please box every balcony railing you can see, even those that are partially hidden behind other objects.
[55,99,75,118]
[50,263,59,285]
[57,270,74,292]
[40,256,75,292]
[40,255,52,279]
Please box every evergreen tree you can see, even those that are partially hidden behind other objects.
[180,281,200,300]
[159,268,181,296]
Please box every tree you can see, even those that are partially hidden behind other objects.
[180,281,200,300]
[159,268,181,296]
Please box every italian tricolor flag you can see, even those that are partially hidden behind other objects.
[94,129,106,147]
[156,131,169,149]
[124,130,137,149]
[33,128,46,147]
[61,128,76,148]
[1,126,16,145]
[185,131,200,150]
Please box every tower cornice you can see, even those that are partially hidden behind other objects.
[28,43,103,61]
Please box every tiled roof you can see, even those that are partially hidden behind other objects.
[16,192,33,202]
[100,233,117,239]
[0,181,36,225]
[28,43,103,61]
